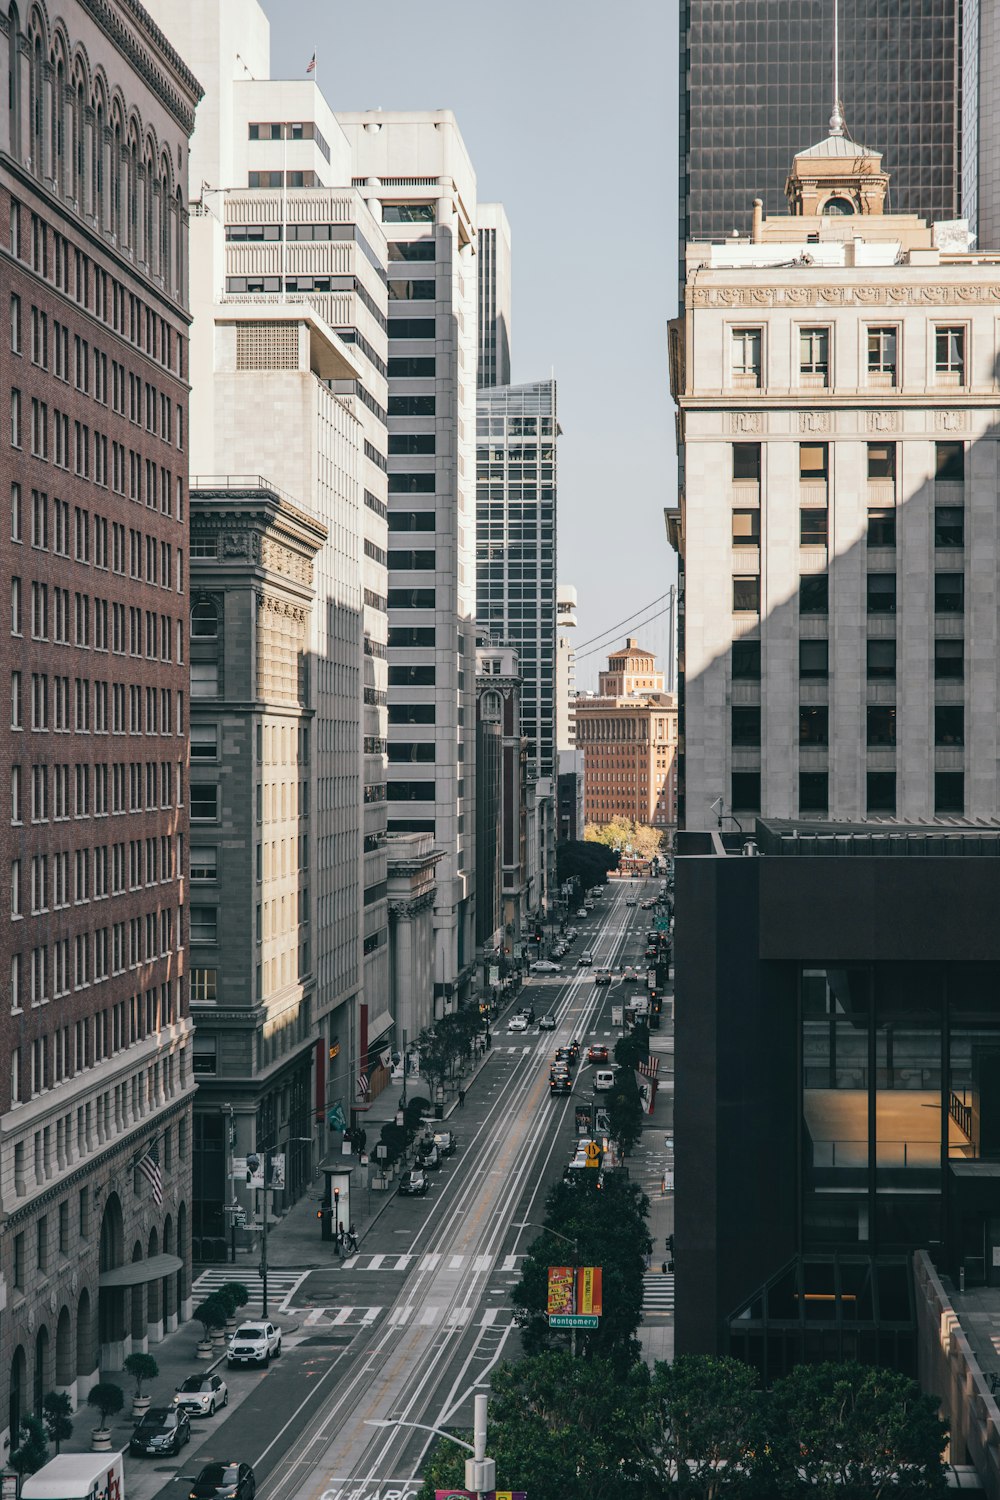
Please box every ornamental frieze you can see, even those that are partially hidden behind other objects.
[689,283,1000,308]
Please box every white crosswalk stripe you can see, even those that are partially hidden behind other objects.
[295,1304,518,1330]
[642,1273,675,1314]
[193,1268,304,1303]
[342,1251,523,1274]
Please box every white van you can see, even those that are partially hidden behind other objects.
[594,1069,617,1092]
[22,1454,125,1500]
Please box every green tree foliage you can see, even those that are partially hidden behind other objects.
[124,1351,159,1398]
[218,1280,250,1311]
[41,1392,73,1454]
[511,1172,649,1373]
[615,1020,652,1073]
[767,1361,948,1498]
[648,1355,767,1497]
[606,1064,645,1157]
[86,1382,125,1427]
[585,819,665,860]
[10,1414,49,1474]
[193,1296,229,1340]
[556,839,618,892]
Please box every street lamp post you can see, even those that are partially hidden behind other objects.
[365,1392,496,1499]
[518,1220,580,1358]
[333,1186,341,1251]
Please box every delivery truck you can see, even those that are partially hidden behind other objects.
[21,1452,125,1500]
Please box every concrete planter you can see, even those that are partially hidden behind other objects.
[131,1395,151,1419]
[195,1340,214,1361]
[91,1428,113,1452]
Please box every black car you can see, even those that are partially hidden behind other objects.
[130,1406,191,1457]
[188,1463,256,1500]
[549,1074,572,1095]
[399,1168,429,1196]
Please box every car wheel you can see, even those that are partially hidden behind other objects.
[208,1400,215,1416]
[275,1339,282,1357]
[263,1350,270,1366]
[223,1390,229,1407]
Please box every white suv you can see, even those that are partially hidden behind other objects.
[227,1320,281,1367]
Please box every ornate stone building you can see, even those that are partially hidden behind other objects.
[385,834,443,1059]
[575,640,678,831]
[189,480,326,1256]
[0,0,201,1444]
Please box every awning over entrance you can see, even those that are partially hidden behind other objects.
[99,1254,183,1289]
[367,1010,394,1043]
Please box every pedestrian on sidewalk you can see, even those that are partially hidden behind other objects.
[458,1088,466,1108]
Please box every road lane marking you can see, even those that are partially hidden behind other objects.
[449,1254,463,1269]
[419,1305,439,1325]
[420,1253,440,1271]
[501,1254,518,1271]
[393,1254,412,1270]
[367,1253,385,1269]
[333,1307,352,1325]
[473,1255,491,1272]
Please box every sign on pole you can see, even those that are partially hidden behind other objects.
[435,1492,526,1499]
[547,1265,603,1319]
[549,1313,599,1329]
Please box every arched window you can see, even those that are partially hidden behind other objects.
[7,6,20,161]
[112,122,121,239]
[74,78,84,204]
[143,148,154,267]
[823,195,855,216]
[31,33,42,172]
[53,58,64,192]
[190,599,218,639]
[160,169,171,283]
[94,98,104,228]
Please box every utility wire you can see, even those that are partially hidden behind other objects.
[571,592,672,654]
[575,602,674,661]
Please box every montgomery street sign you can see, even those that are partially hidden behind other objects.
[549,1313,599,1329]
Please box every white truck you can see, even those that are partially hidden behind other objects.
[21,1453,125,1500]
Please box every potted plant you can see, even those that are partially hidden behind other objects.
[193,1295,229,1359]
[86,1383,124,1451]
[10,1414,49,1474]
[124,1352,159,1417]
[42,1392,74,1454]
[218,1282,249,1329]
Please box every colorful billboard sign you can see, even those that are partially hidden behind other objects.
[547,1265,603,1317]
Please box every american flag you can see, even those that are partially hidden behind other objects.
[306,52,316,74]
[138,1144,162,1205]
[638,1057,659,1080]
[357,1072,370,1098]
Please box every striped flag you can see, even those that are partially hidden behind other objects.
[357,1072,370,1098]
[638,1057,659,1079]
[306,52,316,74]
[138,1144,162,1205]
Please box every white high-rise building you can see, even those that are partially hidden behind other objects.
[669,130,1000,829]
[146,0,391,1207]
[338,112,480,1010]
[477,202,512,388]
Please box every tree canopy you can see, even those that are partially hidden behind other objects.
[586,819,665,859]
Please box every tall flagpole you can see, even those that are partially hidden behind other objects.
[830,0,844,135]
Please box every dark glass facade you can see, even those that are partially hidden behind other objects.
[680,0,961,246]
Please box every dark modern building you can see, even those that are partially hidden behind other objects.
[675,818,1000,1382]
[679,0,962,247]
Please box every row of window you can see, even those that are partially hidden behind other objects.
[730,770,966,818]
[732,441,965,484]
[11,836,179,916]
[10,201,185,375]
[732,505,965,549]
[733,638,965,682]
[10,911,181,1007]
[10,398,184,517]
[11,593,183,659]
[730,324,970,387]
[13,489,183,576]
[733,572,965,615]
[11,675,182,736]
[731,703,965,748]
[248,121,332,161]
[10,760,181,823]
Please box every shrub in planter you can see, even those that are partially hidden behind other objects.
[86,1382,125,1429]
[194,1295,229,1341]
[11,1414,49,1474]
[379,1120,407,1165]
[42,1392,73,1454]
[218,1281,249,1312]
[124,1352,159,1407]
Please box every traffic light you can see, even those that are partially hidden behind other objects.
[667,1234,674,1252]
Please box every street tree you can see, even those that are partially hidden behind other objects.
[647,1354,768,1498]
[616,1020,652,1072]
[606,1065,646,1157]
[767,1361,948,1498]
[556,839,618,892]
[41,1393,73,1454]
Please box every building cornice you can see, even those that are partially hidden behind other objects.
[688,282,1000,309]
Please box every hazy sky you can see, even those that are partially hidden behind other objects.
[263,0,679,690]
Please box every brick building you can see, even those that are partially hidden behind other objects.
[0,0,200,1440]
[575,639,678,831]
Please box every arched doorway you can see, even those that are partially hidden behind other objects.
[177,1202,189,1319]
[32,1326,48,1417]
[98,1193,126,1368]
[162,1214,176,1331]
[55,1305,73,1395]
[129,1241,145,1348]
[147,1226,161,1341]
[76,1287,95,1398]
[9,1345,26,1444]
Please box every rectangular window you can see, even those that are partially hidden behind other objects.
[866,705,897,746]
[732,641,761,680]
[867,508,896,548]
[731,706,761,746]
[799,640,828,679]
[190,784,219,821]
[935,705,964,746]
[190,724,218,760]
[867,771,896,816]
[935,442,965,481]
[732,577,759,614]
[189,907,217,944]
[799,706,829,745]
[935,326,965,381]
[731,510,760,545]
[799,327,829,382]
[730,771,760,813]
[867,442,896,480]
[189,847,217,882]
[866,573,896,614]
[934,638,964,681]
[191,968,218,1003]
[867,326,897,384]
[799,575,829,614]
[866,639,896,680]
[935,771,964,815]
[799,444,828,482]
[934,506,964,548]
[731,328,762,385]
[732,443,761,482]
[799,772,829,815]
[799,509,827,545]
[935,573,964,614]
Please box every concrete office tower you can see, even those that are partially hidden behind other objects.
[963,0,1000,250]
[669,131,1000,830]
[680,0,961,247]
[339,112,479,1011]
[146,0,391,1223]
[0,0,201,1431]
[575,642,678,831]
[476,379,558,917]
[475,641,527,959]
[477,203,512,388]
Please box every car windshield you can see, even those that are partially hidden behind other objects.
[179,1377,206,1393]
[138,1408,171,1428]
[234,1324,264,1339]
[199,1466,238,1487]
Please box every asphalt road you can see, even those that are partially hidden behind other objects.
[153,878,669,1500]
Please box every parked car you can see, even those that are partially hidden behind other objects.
[399,1168,429,1196]
[508,1013,529,1032]
[187,1464,257,1500]
[521,1005,535,1023]
[130,1406,191,1457]
[587,1043,609,1064]
[530,960,561,974]
[594,968,613,986]
[594,1069,617,1092]
[539,1012,556,1030]
[227,1320,281,1368]
[433,1130,457,1156]
[419,1141,441,1170]
[576,907,588,918]
[173,1374,229,1417]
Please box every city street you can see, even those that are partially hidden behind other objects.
[131,879,673,1500]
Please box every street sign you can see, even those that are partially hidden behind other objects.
[549,1313,599,1329]
[232,1209,247,1227]
[584,1141,601,1168]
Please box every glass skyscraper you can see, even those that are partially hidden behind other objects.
[680,0,962,246]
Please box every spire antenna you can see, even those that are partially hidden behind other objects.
[829,0,845,136]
